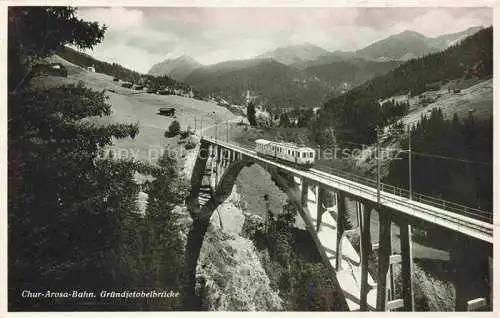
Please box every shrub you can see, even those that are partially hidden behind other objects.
[113,77,119,82]
[166,120,181,137]
[180,129,193,139]
[184,137,198,150]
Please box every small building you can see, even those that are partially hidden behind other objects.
[86,65,96,72]
[47,63,68,77]
[158,108,175,116]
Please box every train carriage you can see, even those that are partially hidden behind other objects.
[255,139,315,169]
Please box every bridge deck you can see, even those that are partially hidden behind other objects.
[202,138,493,244]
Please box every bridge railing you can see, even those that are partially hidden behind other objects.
[203,137,492,224]
[318,166,493,223]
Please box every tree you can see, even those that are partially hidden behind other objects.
[297,108,314,128]
[247,102,257,126]
[8,7,106,91]
[168,120,181,136]
[7,7,186,311]
[279,112,291,128]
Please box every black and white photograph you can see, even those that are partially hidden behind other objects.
[5,2,496,313]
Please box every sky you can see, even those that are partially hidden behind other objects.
[76,7,492,73]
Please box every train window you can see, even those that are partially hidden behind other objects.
[288,150,290,155]
[310,152,313,158]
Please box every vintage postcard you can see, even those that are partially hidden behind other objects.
[3,1,496,315]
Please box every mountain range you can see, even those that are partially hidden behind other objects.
[148,54,202,81]
[147,26,484,108]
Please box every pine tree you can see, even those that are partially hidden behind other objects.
[7,7,186,310]
[247,102,257,126]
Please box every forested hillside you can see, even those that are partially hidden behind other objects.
[57,46,192,91]
[351,26,492,99]
[184,57,401,109]
[386,108,492,213]
[312,26,492,146]
[185,58,332,108]
[304,59,400,94]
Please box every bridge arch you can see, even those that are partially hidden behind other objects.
[182,140,348,309]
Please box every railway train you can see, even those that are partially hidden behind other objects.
[255,139,316,169]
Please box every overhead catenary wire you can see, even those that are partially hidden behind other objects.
[338,139,491,166]
[398,150,491,165]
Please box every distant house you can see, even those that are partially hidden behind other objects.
[86,65,96,72]
[158,89,171,95]
[158,108,175,116]
[34,63,68,77]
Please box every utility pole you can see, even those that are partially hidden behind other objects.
[215,122,218,140]
[376,127,381,205]
[194,117,197,131]
[408,128,412,200]
[264,194,270,232]
[385,127,412,200]
[226,120,229,142]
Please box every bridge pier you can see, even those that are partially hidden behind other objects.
[207,146,215,189]
[221,149,227,168]
[357,201,371,311]
[450,233,492,311]
[376,209,392,311]
[399,222,415,311]
[301,178,309,207]
[316,186,326,232]
[335,191,346,271]
[226,149,231,165]
[215,146,222,185]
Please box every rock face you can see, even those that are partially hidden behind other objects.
[209,185,246,234]
[171,205,193,251]
[195,185,283,311]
